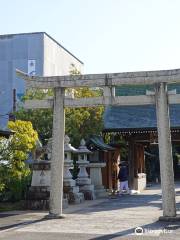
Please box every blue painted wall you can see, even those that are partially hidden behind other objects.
[0,33,44,127]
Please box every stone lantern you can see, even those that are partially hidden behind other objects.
[27,138,69,210]
[76,139,95,200]
[64,135,84,204]
[64,135,77,187]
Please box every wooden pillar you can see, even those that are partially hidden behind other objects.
[141,145,145,173]
[128,138,135,189]
[137,144,145,173]
[109,151,113,190]
[134,144,138,177]
[112,149,120,190]
[48,87,65,218]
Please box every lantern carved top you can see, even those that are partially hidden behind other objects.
[77,139,92,154]
[64,135,77,153]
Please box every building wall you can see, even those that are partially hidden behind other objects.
[0,32,83,127]
[0,33,44,127]
[43,34,83,76]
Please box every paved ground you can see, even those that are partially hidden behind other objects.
[0,183,180,240]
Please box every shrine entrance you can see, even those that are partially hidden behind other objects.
[17,68,180,220]
[103,128,180,191]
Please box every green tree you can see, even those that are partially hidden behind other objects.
[15,89,53,145]
[7,120,38,176]
[15,88,104,147]
[15,108,53,145]
[15,66,104,147]
[0,120,38,201]
[65,87,104,147]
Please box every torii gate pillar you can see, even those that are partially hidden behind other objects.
[47,87,65,218]
[155,82,176,219]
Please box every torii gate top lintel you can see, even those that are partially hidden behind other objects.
[16,68,180,89]
[16,68,180,109]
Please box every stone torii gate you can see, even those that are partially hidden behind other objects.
[17,68,180,220]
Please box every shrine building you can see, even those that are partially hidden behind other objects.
[103,84,180,191]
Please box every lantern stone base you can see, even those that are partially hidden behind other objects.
[64,185,79,194]
[94,185,108,198]
[80,190,96,200]
[26,186,68,210]
[134,173,146,192]
[76,178,91,186]
[26,199,68,210]
[76,178,95,200]
[89,162,107,198]
[63,185,84,204]
[68,192,85,204]
[79,184,94,191]
[63,179,76,187]
[79,184,96,200]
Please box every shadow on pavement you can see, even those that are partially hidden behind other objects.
[88,219,180,240]
[0,217,48,232]
[72,193,163,214]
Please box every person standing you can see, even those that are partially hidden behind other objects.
[118,162,129,195]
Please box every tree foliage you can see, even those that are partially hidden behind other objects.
[15,65,104,147]
[65,87,104,147]
[15,88,104,147]
[15,90,53,145]
[15,108,53,145]
[0,120,38,200]
[7,120,38,175]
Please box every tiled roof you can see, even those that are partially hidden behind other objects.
[104,84,180,130]
[103,104,180,130]
[86,135,115,151]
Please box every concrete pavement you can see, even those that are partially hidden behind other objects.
[0,183,180,240]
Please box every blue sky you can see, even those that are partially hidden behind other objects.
[0,0,180,74]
